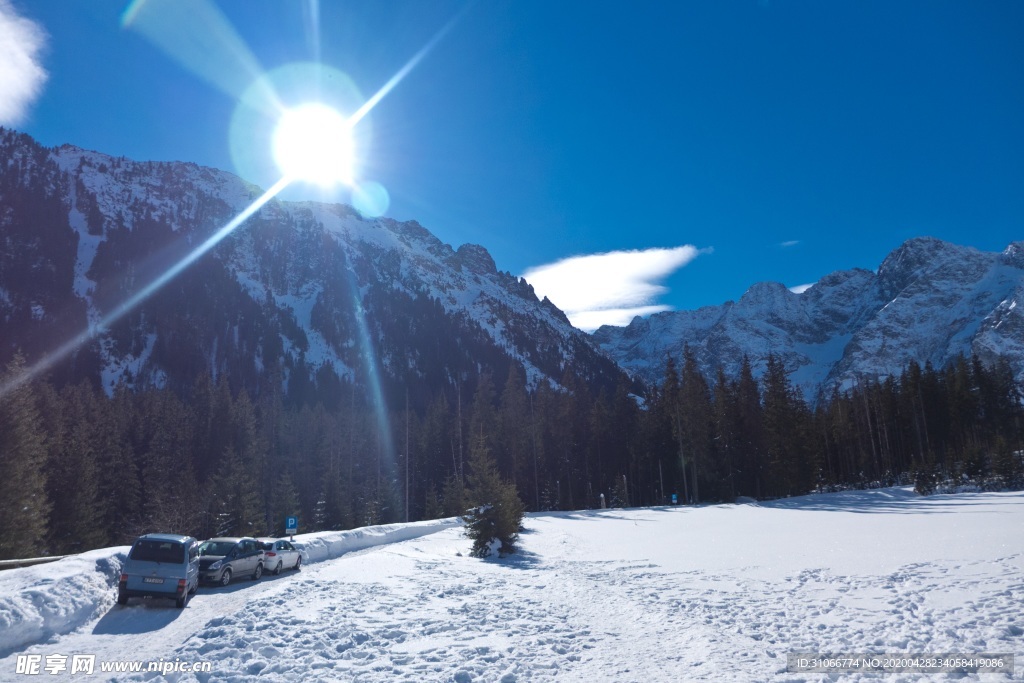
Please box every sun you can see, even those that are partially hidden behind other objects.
[272,103,355,187]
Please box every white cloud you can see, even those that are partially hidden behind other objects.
[522,245,710,332]
[780,240,801,248]
[789,283,814,294]
[569,305,672,331]
[0,0,47,126]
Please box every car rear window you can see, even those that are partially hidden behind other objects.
[130,540,185,564]
[199,541,236,556]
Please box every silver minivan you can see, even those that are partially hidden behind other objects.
[118,533,200,608]
[198,537,264,585]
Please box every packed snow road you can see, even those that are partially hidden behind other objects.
[2,488,1022,682]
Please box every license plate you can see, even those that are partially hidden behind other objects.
[143,577,164,584]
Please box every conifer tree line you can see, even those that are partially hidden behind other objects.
[0,349,1021,560]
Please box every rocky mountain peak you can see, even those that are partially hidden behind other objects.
[1002,241,1024,269]
[454,243,497,275]
[737,281,795,308]
[877,237,976,298]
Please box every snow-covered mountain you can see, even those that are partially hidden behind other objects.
[592,237,1024,397]
[0,129,624,401]
[4,128,1020,404]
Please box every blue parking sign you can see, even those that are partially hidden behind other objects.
[286,516,298,534]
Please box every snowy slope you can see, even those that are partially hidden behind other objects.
[1,488,1021,682]
[593,238,1024,397]
[0,129,622,396]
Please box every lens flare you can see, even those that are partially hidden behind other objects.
[0,178,292,401]
[273,104,354,187]
[228,62,367,194]
[121,0,277,108]
[351,180,390,218]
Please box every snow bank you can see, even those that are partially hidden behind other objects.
[0,547,128,656]
[289,518,460,564]
[0,518,459,657]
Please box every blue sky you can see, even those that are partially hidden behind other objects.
[3,1,1023,330]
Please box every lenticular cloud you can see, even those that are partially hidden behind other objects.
[522,245,709,331]
[0,0,48,126]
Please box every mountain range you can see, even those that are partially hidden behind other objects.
[1,128,1021,403]
[593,237,1024,397]
[0,128,624,405]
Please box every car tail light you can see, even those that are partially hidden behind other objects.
[177,579,186,593]
[119,573,127,584]
[266,552,276,557]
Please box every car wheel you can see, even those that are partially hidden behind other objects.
[219,568,232,587]
[273,561,283,575]
[176,591,188,609]
[294,555,302,571]
[252,562,263,580]
[117,590,128,605]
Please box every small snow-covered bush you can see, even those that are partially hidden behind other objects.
[914,464,938,496]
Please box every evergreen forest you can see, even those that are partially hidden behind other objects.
[0,350,1021,561]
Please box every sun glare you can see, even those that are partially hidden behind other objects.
[273,103,354,186]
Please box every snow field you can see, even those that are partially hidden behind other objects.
[1,488,1021,682]
[143,490,1024,681]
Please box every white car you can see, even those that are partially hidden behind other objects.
[257,538,303,574]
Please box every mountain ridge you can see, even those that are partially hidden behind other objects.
[0,128,626,404]
[592,236,1024,396]
[2,128,1020,403]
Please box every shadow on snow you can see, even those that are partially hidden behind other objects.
[756,487,1024,514]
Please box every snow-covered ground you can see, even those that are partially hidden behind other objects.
[1,487,1022,682]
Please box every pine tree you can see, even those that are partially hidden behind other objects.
[463,435,524,557]
[469,372,498,452]
[496,365,531,488]
[440,474,467,517]
[423,483,444,520]
[713,368,738,501]
[209,447,262,537]
[95,384,141,544]
[762,355,813,497]
[660,355,691,503]
[0,357,51,559]
[134,391,201,536]
[734,356,765,499]
[991,436,1023,490]
[419,392,455,500]
[610,474,630,508]
[44,383,106,553]
[268,470,302,535]
[913,459,938,495]
[679,347,714,503]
